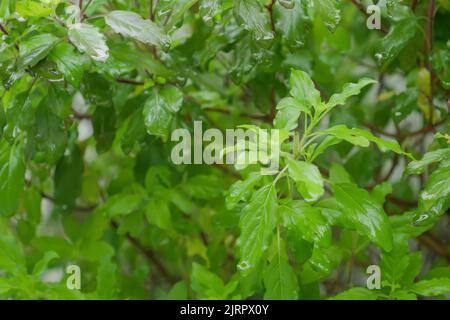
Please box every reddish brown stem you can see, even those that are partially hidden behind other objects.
[426,0,436,125]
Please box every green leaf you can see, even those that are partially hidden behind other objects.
[333,183,393,251]
[226,172,261,209]
[105,10,170,48]
[32,101,68,163]
[376,17,417,68]
[145,198,172,230]
[330,288,378,300]
[318,125,370,147]
[233,0,274,41]
[96,259,117,299]
[93,106,116,154]
[263,245,298,299]
[167,281,188,300]
[0,218,26,274]
[0,141,26,217]
[199,0,221,26]
[279,200,330,243]
[274,97,310,131]
[54,142,83,209]
[420,165,450,202]
[16,1,52,17]
[411,278,450,297]
[327,78,377,109]
[289,69,321,109]
[274,0,310,48]
[183,175,224,199]
[191,263,225,299]
[49,43,86,87]
[32,251,58,277]
[143,87,182,141]
[313,0,341,32]
[318,125,411,157]
[287,159,324,203]
[371,182,393,204]
[68,23,109,62]
[406,148,450,175]
[392,89,419,123]
[238,184,277,272]
[99,194,144,217]
[16,34,58,70]
[380,238,411,288]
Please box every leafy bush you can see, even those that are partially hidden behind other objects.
[0,0,449,300]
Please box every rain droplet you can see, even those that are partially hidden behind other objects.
[237,260,252,271]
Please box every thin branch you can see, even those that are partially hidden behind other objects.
[364,116,448,140]
[411,0,418,12]
[0,22,9,36]
[419,233,450,261]
[115,78,145,85]
[111,221,177,284]
[269,85,276,122]
[265,0,276,34]
[204,107,271,122]
[81,0,94,20]
[426,0,436,125]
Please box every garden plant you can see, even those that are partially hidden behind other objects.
[0,0,449,300]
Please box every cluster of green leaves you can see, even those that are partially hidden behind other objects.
[0,0,449,300]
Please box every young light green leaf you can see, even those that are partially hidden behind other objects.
[32,251,58,277]
[105,11,170,48]
[406,148,450,176]
[16,1,52,17]
[238,184,277,272]
[371,182,393,204]
[274,97,310,131]
[68,23,109,62]
[287,159,324,203]
[333,183,393,251]
[327,78,377,109]
[318,125,370,147]
[411,278,450,297]
[96,259,118,299]
[289,69,321,109]
[330,288,379,300]
[191,263,226,299]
